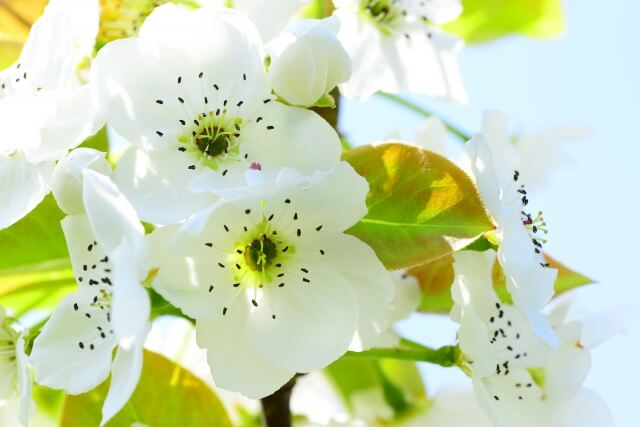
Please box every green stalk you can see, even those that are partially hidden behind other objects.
[344,344,460,368]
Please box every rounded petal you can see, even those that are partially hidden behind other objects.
[30,288,116,394]
[247,262,358,372]
[52,148,112,215]
[196,303,295,399]
[113,146,217,224]
[100,339,145,426]
[147,224,240,321]
[300,233,395,350]
[550,389,613,427]
[82,169,144,253]
[15,335,32,427]
[232,0,309,43]
[0,153,52,230]
[241,102,342,175]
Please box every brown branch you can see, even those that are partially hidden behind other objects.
[260,377,297,427]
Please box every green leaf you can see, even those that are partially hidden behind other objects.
[0,195,68,272]
[409,254,455,314]
[79,126,110,152]
[343,143,494,270]
[324,357,427,420]
[60,350,233,427]
[443,0,565,43]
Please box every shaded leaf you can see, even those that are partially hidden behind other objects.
[409,254,455,314]
[324,357,427,419]
[443,0,565,43]
[0,195,68,272]
[61,350,233,427]
[343,143,494,270]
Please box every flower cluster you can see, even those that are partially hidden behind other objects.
[0,0,620,426]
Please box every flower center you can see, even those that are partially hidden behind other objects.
[195,128,231,157]
[244,235,278,272]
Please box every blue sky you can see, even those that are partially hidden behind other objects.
[340,0,640,424]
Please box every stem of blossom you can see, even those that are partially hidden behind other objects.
[377,92,471,142]
[343,344,460,368]
[260,376,297,427]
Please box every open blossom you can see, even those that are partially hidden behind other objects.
[334,0,466,101]
[467,112,558,342]
[31,168,150,425]
[0,308,31,427]
[148,163,394,398]
[268,17,352,107]
[0,0,100,230]
[92,4,342,224]
[451,251,616,427]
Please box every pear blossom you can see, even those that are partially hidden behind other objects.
[268,17,351,107]
[334,0,467,101]
[92,4,342,224]
[0,307,31,427]
[31,169,151,425]
[467,112,558,342]
[451,251,616,427]
[0,0,100,230]
[147,163,394,398]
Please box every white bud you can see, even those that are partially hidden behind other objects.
[51,148,112,214]
[268,17,351,107]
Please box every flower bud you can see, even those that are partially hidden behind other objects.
[268,17,351,107]
[51,148,112,214]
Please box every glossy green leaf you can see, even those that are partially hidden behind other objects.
[0,195,68,272]
[61,350,233,427]
[443,0,565,43]
[343,143,494,270]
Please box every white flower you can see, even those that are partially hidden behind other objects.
[451,251,616,427]
[147,163,394,398]
[91,4,342,224]
[31,169,151,426]
[467,112,558,342]
[268,17,351,107]
[402,388,492,427]
[334,0,466,101]
[0,0,100,229]
[0,307,31,427]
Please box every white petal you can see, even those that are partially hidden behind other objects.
[232,0,310,43]
[15,335,31,427]
[247,261,358,372]
[100,338,145,426]
[299,233,395,350]
[196,303,295,399]
[480,111,520,189]
[241,102,342,175]
[147,224,239,322]
[82,169,144,253]
[52,148,112,215]
[110,243,150,347]
[418,387,493,427]
[414,117,450,157]
[113,146,218,224]
[61,214,112,290]
[544,345,590,402]
[550,389,613,427]
[0,153,52,230]
[30,288,116,394]
[14,0,98,90]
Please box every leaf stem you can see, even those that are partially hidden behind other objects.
[344,344,460,368]
[377,92,471,142]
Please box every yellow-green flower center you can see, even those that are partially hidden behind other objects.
[244,235,278,272]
